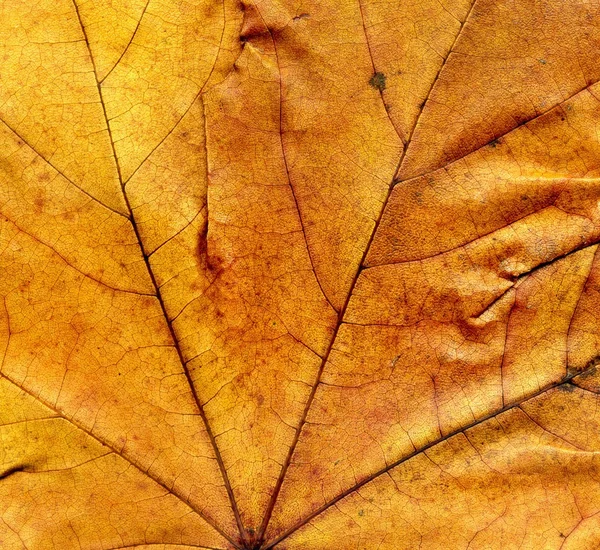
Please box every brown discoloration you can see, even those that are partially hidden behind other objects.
[369,72,386,92]
[33,196,45,213]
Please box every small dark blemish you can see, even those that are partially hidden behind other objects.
[559,383,576,393]
[489,139,500,148]
[34,197,45,211]
[538,59,547,65]
[358,509,365,517]
[369,72,386,92]
[198,221,225,276]
[244,527,260,550]
[293,13,310,21]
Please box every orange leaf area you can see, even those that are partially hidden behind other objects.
[2,0,600,549]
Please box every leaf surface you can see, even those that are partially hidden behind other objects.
[2,0,600,549]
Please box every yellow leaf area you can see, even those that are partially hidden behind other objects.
[3,0,600,548]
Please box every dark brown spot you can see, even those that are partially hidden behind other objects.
[34,197,45,212]
[369,72,386,92]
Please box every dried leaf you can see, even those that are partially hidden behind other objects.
[2,0,600,549]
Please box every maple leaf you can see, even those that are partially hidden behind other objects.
[2,0,600,549]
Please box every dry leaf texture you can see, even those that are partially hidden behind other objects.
[2,0,600,548]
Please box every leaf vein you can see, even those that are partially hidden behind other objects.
[263,363,600,548]
[68,1,244,546]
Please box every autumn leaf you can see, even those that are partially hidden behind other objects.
[2,0,600,548]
